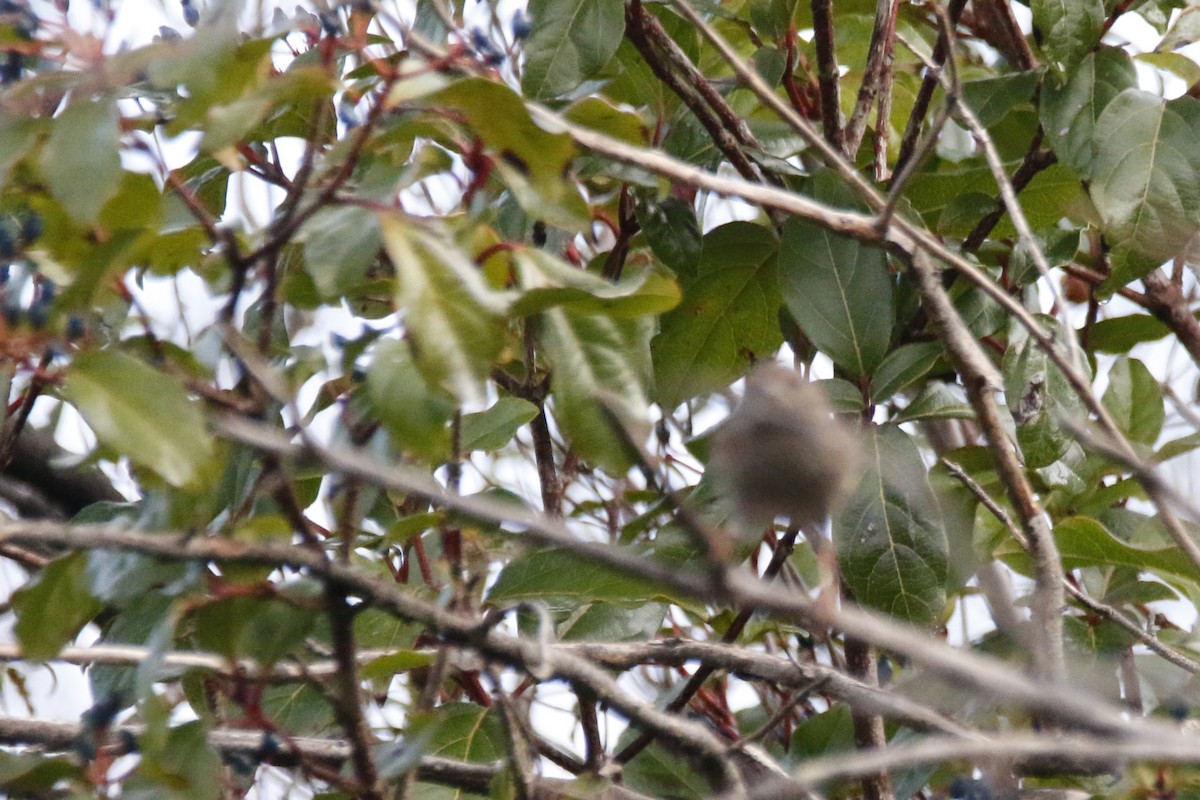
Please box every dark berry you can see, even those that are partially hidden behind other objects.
[948,777,991,800]
[877,655,893,685]
[222,751,257,776]
[65,315,84,341]
[0,224,13,260]
[18,210,41,243]
[318,11,339,36]
[0,50,19,83]
[337,101,358,129]
[1,300,19,327]
[256,731,281,760]
[469,27,491,51]
[30,303,48,328]
[81,694,123,731]
[71,733,98,762]
[117,729,138,754]
[181,0,198,27]
[511,10,531,41]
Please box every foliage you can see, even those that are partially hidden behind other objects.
[0,0,1198,798]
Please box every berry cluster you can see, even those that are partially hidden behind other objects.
[0,210,83,343]
[0,0,36,84]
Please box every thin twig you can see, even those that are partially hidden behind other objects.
[893,0,969,175]
[1141,269,1200,370]
[0,713,657,800]
[810,0,844,149]
[844,0,899,157]
[907,249,1067,683]
[4,431,1170,738]
[625,0,762,183]
[941,458,1200,674]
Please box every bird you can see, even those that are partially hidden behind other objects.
[709,362,862,536]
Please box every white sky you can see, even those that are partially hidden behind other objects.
[5,0,1200,795]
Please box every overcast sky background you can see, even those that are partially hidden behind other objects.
[2,1,1200,796]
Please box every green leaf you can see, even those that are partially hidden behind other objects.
[12,553,104,660]
[563,96,649,145]
[38,97,122,226]
[360,650,436,682]
[1090,90,1200,286]
[61,351,216,488]
[1137,51,1200,86]
[869,342,945,403]
[422,703,507,762]
[128,719,221,800]
[1042,48,1137,176]
[652,222,782,408]
[892,381,976,424]
[0,753,80,796]
[193,592,317,668]
[203,64,335,152]
[148,33,275,133]
[1032,0,1105,70]
[431,78,587,229]
[991,164,1089,238]
[999,516,1200,594]
[637,196,703,279]
[522,0,625,100]
[818,377,868,413]
[1102,357,1164,445]
[461,397,539,452]
[300,205,382,299]
[0,115,46,187]
[779,217,893,379]
[749,0,799,41]
[541,307,652,472]
[833,426,949,626]
[1085,313,1171,353]
[488,548,673,606]
[1157,431,1200,462]
[379,214,510,401]
[511,247,680,318]
[365,339,455,462]
[1002,317,1089,469]
[962,70,1041,128]
[1156,5,1200,52]
[261,682,335,736]
[791,704,856,758]
[621,740,709,800]
[556,601,668,642]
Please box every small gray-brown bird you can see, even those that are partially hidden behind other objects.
[710,362,862,534]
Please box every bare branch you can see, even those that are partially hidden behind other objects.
[941,458,1200,675]
[907,250,1067,683]
[0,714,657,800]
[810,0,844,149]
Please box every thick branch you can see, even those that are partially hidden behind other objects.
[1140,269,1200,369]
[843,0,898,157]
[0,714,656,800]
[625,0,762,183]
[810,0,844,149]
[908,249,1066,682]
[0,496,1164,740]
